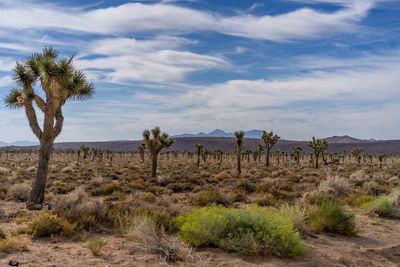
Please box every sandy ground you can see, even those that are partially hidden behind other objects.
[1,201,400,267]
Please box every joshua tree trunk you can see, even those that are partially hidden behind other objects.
[151,153,158,178]
[266,147,270,167]
[27,109,62,209]
[237,154,241,176]
[315,154,319,169]
[197,155,200,167]
[28,141,52,208]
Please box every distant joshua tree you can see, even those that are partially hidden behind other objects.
[5,48,94,210]
[293,146,302,164]
[195,144,204,167]
[351,147,363,165]
[262,131,280,167]
[308,137,328,169]
[257,144,264,162]
[143,127,174,178]
[234,131,244,176]
[138,142,146,162]
[378,154,384,169]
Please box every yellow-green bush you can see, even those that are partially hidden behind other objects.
[309,201,356,236]
[27,212,76,238]
[361,188,400,218]
[172,206,306,258]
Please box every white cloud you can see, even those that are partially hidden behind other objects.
[0,0,383,41]
[75,36,228,83]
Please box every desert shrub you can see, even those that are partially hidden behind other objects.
[353,195,375,207]
[255,193,276,207]
[302,190,338,206]
[286,174,300,183]
[53,187,108,229]
[309,201,356,236]
[226,190,248,203]
[52,181,70,194]
[0,228,6,239]
[172,206,306,258]
[318,175,349,196]
[214,171,231,181]
[0,237,30,252]
[9,183,30,202]
[0,167,10,175]
[137,192,156,203]
[275,204,307,232]
[0,185,7,200]
[167,182,194,193]
[127,216,191,262]
[189,190,227,207]
[361,189,400,218]
[91,182,122,196]
[27,211,76,238]
[87,238,106,256]
[235,180,256,193]
[362,181,389,196]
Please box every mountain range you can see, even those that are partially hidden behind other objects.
[172,129,267,138]
[0,141,39,147]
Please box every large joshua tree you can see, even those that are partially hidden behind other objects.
[143,127,174,178]
[308,137,328,169]
[234,131,244,176]
[5,48,94,210]
[262,131,280,167]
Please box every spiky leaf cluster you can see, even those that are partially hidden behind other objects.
[143,127,174,155]
[5,47,94,109]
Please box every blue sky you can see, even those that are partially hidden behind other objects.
[0,0,399,142]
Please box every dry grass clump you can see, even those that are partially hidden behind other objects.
[87,238,106,256]
[9,183,30,202]
[318,175,349,196]
[349,170,368,184]
[127,216,191,263]
[0,236,30,252]
[26,211,76,238]
[53,187,108,229]
[213,171,231,181]
[0,167,10,175]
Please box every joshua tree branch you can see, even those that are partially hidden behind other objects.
[34,95,47,112]
[53,107,64,138]
[25,103,42,140]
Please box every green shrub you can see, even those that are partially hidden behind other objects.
[137,192,156,203]
[189,190,226,207]
[27,212,76,238]
[275,204,307,232]
[87,238,106,256]
[309,201,356,236]
[353,195,375,207]
[361,198,400,218]
[361,188,400,218]
[172,206,306,258]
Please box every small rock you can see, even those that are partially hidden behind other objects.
[8,260,19,266]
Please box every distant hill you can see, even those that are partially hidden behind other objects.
[172,129,264,138]
[0,141,39,147]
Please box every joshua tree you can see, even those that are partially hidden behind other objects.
[293,146,302,164]
[351,147,363,165]
[257,144,264,162]
[262,131,280,167]
[234,131,244,176]
[308,137,328,169]
[5,48,94,210]
[378,154,384,169]
[138,142,146,162]
[80,145,90,160]
[195,144,204,167]
[275,148,281,165]
[143,127,174,178]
